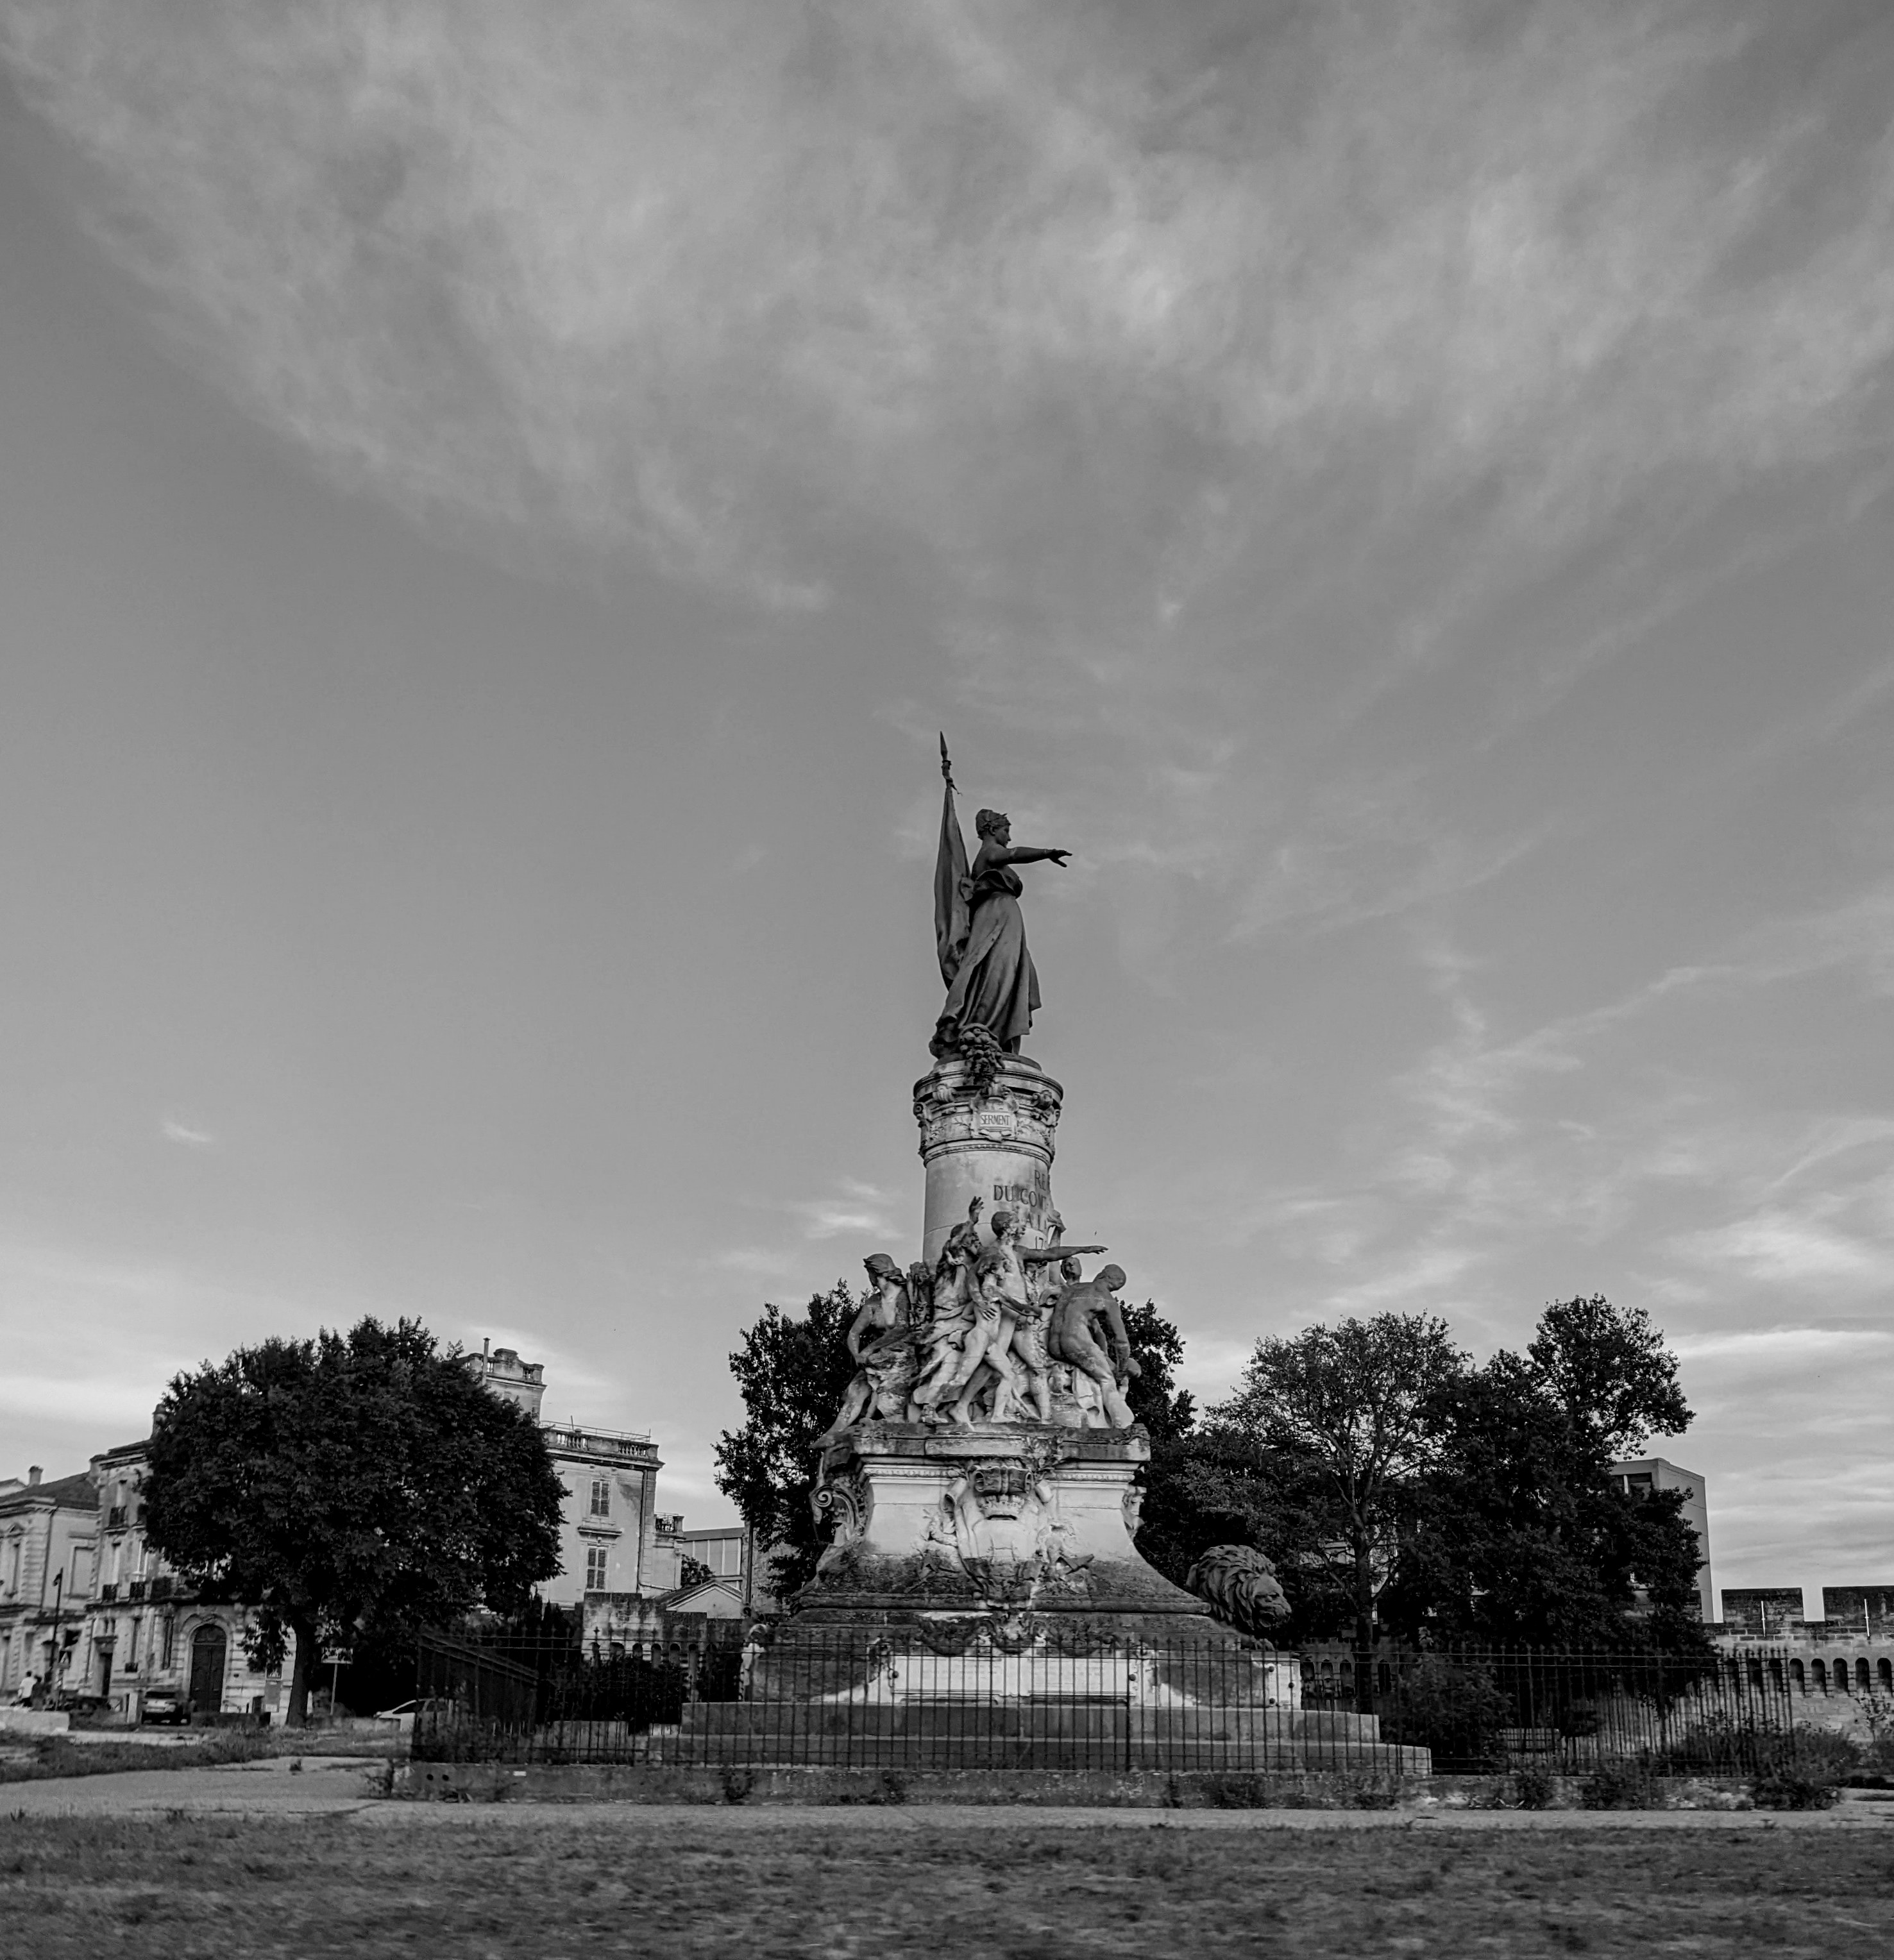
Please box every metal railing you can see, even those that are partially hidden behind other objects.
[407,1630,1799,1777]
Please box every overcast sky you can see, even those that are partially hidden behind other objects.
[3,2,1892,1609]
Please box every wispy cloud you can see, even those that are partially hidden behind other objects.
[160,1118,216,1147]
[784,1178,900,1243]
[4,1,1891,629]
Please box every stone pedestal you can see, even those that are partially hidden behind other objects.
[913,1054,1063,1263]
[750,1421,1231,1717]
[804,1421,1205,1630]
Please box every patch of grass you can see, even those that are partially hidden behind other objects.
[0,1813,1889,1959]
[0,1728,398,1785]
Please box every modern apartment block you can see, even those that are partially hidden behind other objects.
[1607,1455,1714,1620]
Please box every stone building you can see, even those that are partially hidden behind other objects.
[1607,1455,1714,1620]
[1821,1584,1894,1641]
[1719,1587,1805,1640]
[0,1467,96,1699]
[1713,1583,1894,1734]
[466,1343,670,1605]
[75,1438,284,1721]
[670,1523,779,1616]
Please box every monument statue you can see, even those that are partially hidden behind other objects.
[682,738,1353,1777]
[823,1253,924,1435]
[1047,1259,1141,1430]
[1185,1545,1293,1637]
[931,735,1071,1060]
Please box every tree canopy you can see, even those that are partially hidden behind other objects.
[1138,1297,1705,1660]
[1206,1313,1468,1703]
[145,1317,563,1724]
[1527,1294,1693,1460]
[713,1283,858,1601]
[1383,1301,1705,1651]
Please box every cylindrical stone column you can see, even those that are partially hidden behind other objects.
[913,1055,1065,1265]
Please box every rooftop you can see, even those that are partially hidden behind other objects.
[0,1471,97,1511]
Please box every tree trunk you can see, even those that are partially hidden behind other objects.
[284,1609,318,1728]
[1353,1537,1376,1716]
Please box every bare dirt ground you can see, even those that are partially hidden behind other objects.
[1,1807,1890,1957]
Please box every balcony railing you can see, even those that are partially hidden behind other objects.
[128,1578,148,1600]
[541,1423,653,1455]
[106,1506,127,1530]
[99,1583,118,1602]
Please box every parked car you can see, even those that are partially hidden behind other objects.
[373,1697,451,1736]
[140,1687,190,1725]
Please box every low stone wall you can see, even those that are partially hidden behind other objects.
[0,1709,71,1736]
[391,1761,1771,1809]
[391,1762,1442,1808]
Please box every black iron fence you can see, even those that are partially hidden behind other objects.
[409,1628,1799,1777]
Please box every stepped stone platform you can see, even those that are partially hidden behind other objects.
[675,1698,1428,1772]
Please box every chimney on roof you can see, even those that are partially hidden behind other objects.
[28,1466,42,1486]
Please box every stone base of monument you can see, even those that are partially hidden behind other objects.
[677,1419,1426,1772]
[791,1419,1216,1644]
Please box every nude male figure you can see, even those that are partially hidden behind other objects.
[1047,1260,1140,1429]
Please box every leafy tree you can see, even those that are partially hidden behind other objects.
[713,1283,858,1601]
[1120,1300,1194,1444]
[1210,1314,1467,1705]
[1528,1294,1692,1459]
[1385,1301,1708,1653]
[145,1317,563,1726]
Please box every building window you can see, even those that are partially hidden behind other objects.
[161,1618,175,1669]
[589,1478,611,1518]
[585,1546,609,1591]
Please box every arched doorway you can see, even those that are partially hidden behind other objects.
[188,1623,227,1716]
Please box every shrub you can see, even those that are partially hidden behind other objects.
[1383,1656,1512,1770]
[1646,1712,1770,1777]
[1750,1761,1839,1811]
[1514,1762,1559,1810]
[1580,1759,1663,1809]
[1788,1728,1861,1778]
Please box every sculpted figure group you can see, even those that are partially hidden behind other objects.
[825,1201,1142,1437]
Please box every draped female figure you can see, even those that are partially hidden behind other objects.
[933,806,1070,1057]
